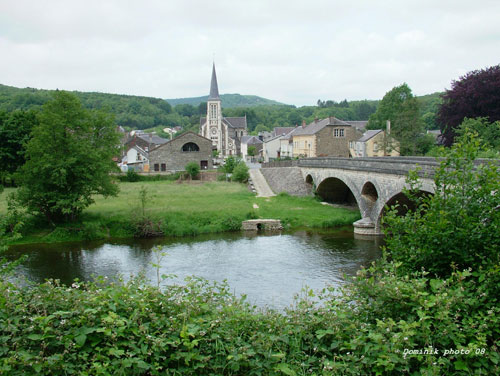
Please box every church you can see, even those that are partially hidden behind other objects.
[200,64,247,157]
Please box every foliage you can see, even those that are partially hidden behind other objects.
[231,162,249,183]
[247,145,257,156]
[0,260,498,375]
[0,110,38,186]
[116,172,182,183]
[125,169,141,182]
[16,91,120,223]
[456,117,500,152]
[221,156,239,174]
[368,83,425,155]
[383,130,500,277]
[185,162,200,180]
[438,64,500,146]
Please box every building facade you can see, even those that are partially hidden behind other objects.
[200,64,247,157]
[292,117,361,158]
[149,132,213,172]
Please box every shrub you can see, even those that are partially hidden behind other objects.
[231,162,249,183]
[125,169,141,182]
[185,162,200,180]
[383,130,500,277]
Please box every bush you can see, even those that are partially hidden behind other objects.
[125,169,141,182]
[185,162,200,180]
[383,130,500,277]
[231,162,249,183]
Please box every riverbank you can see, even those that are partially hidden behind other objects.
[1,181,360,245]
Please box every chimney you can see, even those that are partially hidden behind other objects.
[302,120,306,128]
[386,120,391,135]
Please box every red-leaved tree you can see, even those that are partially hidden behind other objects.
[438,64,500,146]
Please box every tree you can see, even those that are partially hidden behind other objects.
[0,110,38,185]
[456,117,500,152]
[185,161,200,180]
[438,64,500,146]
[16,91,120,223]
[247,146,257,157]
[383,129,500,277]
[368,83,425,155]
[231,161,249,183]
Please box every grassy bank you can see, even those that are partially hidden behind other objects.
[0,181,360,244]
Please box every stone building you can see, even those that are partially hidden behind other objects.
[200,63,248,157]
[149,131,213,172]
[292,117,361,158]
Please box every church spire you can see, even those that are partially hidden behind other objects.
[208,62,220,100]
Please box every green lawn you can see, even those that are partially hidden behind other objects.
[1,181,360,243]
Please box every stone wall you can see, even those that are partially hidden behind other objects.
[149,132,213,172]
[260,167,311,196]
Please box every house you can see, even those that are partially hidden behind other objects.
[292,117,361,158]
[279,127,301,158]
[120,145,150,172]
[262,127,297,162]
[349,129,400,157]
[241,135,263,160]
[200,63,248,157]
[149,131,213,172]
[125,131,169,152]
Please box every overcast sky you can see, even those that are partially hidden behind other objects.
[0,0,499,106]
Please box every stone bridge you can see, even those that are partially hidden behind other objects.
[262,157,442,235]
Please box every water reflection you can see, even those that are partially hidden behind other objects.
[7,228,381,309]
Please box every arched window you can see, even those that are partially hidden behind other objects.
[182,142,200,152]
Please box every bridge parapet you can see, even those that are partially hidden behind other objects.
[298,157,440,178]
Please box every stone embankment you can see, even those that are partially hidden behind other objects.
[259,167,311,196]
[248,169,276,197]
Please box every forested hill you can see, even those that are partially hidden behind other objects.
[0,83,442,133]
[166,94,284,107]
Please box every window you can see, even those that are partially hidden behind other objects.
[210,104,217,119]
[161,163,166,171]
[154,163,159,172]
[334,128,345,137]
[182,142,200,152]
[373,142,379,152]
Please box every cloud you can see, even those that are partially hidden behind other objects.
[0,0,499,106]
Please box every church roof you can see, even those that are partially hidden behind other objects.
[208,63,220,100]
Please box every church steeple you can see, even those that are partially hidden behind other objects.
[208,62,220,100]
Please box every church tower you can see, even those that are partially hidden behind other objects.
[207,63,222,152]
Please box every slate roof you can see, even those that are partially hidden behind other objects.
[282,126,301,140]
[293,117,351,136]
[241,135,262,145]
[137,133,169,145]
[273,127,295,136]
[357,129,383,143]
[345,121,368,131]
[208,63,220,100]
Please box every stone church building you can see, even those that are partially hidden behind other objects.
[200,64,247,156]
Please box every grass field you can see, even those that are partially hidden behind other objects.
[1,181,360,244]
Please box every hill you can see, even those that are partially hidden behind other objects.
[166,93,285,107]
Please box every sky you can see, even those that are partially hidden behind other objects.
[0,0,499,106]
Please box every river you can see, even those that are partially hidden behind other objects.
[7,227,381,309]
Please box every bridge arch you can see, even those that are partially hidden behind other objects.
[361,181,379,204]
[375,189,434,231]
[316,176,360,209]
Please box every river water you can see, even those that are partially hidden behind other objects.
[7,228,381,309]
